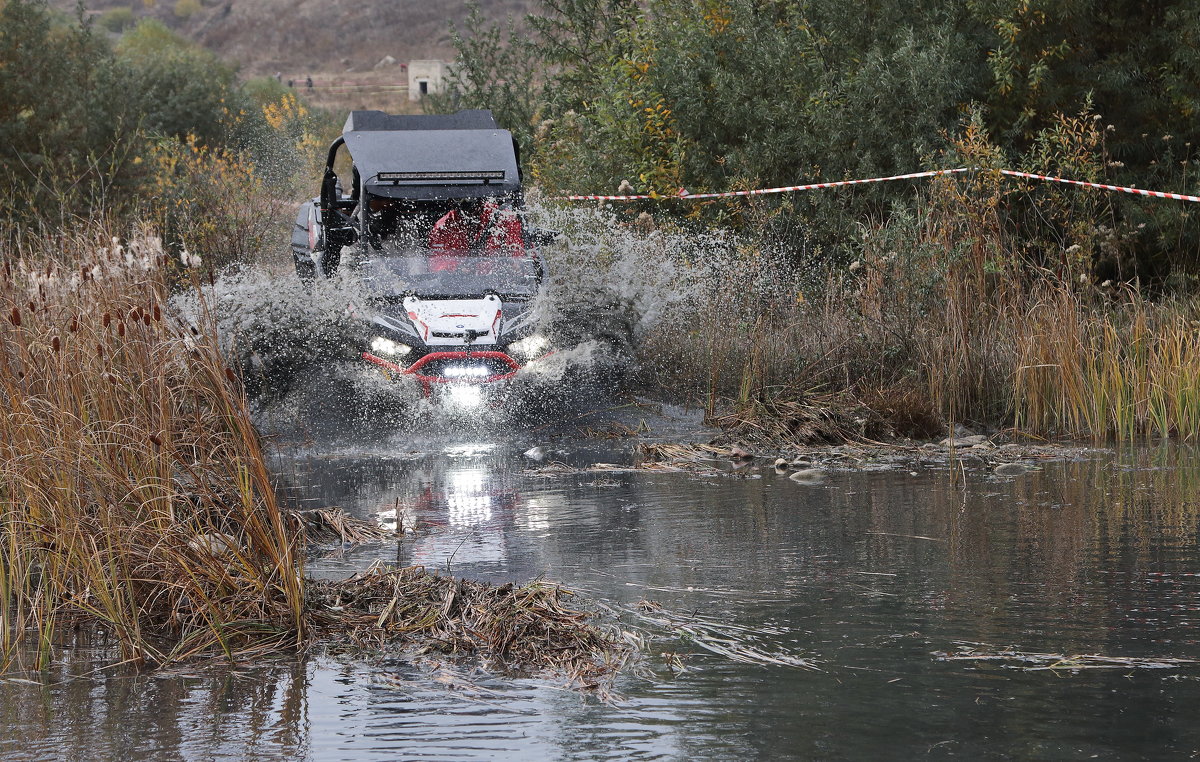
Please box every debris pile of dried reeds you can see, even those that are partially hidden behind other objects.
[935,642,1197,672]
[307,563,630,685]
[711,389,891,447]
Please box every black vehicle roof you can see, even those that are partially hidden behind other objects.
[343,109,500,132]
[342,109,520,200]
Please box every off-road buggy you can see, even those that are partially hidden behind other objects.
[291,110,560,406]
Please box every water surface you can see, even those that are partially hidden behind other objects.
[5,439,1200,760]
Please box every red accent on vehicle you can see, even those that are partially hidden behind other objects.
[362,352,406,374]
[407,310,429,340]
[361,350,521,397]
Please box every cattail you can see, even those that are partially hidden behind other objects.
[152,302,161,322]
[130,307,141,322]
[117,321,125,338]
[142,311,151,327]
[9,307,20,327]
[225,367,236,384]
[69,315,78,333]
[103,312,111,328]
[148,433,162,447]
[51,336,59,353]
[97,343,105,358]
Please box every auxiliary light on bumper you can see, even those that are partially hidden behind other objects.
[370,336,412,357]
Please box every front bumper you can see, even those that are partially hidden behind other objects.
[362,349,521,396]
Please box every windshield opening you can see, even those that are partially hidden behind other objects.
[355,251,541,299]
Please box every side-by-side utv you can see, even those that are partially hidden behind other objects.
[291,110,556,405]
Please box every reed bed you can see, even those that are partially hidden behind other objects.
[1011,287,1200,440]
[0,230,305,671]
[639,242,1200,444]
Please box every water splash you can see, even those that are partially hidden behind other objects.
[173,203,804,439]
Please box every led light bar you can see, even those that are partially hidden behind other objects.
[443,365,491,379]
[375,171,506,183]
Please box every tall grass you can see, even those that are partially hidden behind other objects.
[1012,288,1200,440]
[0,229,304,672]
[630,183,1200,443]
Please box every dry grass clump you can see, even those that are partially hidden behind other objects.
[0,230,304,671]
[307,563,629,685]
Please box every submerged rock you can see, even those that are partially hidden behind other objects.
[788,468,824,484]
[993,462,1031,476]
[939,434,988,447]
[773,457,790,473]
[730,443,755,461]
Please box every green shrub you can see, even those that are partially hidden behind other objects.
[98,7,136,33]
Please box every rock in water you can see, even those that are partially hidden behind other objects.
[524,446,547,462]
[993,462,1030,476]
[939,434,988,447]
[789,469,824,484]
[730,443,755,460]
[773,457,790,474]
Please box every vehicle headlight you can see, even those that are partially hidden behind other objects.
[508,333,549,359]
[370,336,411,357]
[444,364,490,379]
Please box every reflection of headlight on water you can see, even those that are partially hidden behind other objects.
[446,384,484,409]
[370,336,411,357]
[508,333,549,359]
[444,364,490,378]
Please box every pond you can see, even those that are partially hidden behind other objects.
[4,427,1200,760]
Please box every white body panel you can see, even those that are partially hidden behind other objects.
[402,295,502,346]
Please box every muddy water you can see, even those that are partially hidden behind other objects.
[6,435,1200,760]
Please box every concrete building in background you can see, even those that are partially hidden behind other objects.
[408,60,454,101]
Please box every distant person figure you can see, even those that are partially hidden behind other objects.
[306,76,314,89]
[274,72,282,82]
[428,199,524,271]
[287,79,294,88]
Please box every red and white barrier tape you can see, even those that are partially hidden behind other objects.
[997,169,1200,203]
[560,166,1200,203]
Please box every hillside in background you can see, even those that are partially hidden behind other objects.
[53,0,532,76]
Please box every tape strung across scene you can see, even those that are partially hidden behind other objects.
[558,167,1200,204]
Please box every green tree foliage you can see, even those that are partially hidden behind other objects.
[0,0,137,213]
[116,19,245,148]
[442,0,1200,277]
[0,1,310,232]
[969,0,1200,278]
[428,2,543,150]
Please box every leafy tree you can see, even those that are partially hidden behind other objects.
[0,0,139,219]
[427,2,543,151]
[116,19,245,148]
